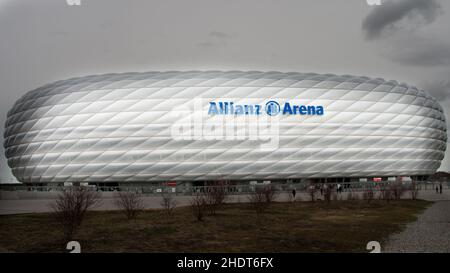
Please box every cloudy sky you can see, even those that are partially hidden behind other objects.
[0,0,449,182]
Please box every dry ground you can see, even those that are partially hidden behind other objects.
[0,199,431,252]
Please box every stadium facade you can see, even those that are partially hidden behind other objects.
[3,71,447,185]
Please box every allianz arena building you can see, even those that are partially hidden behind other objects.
[3,71,447,186]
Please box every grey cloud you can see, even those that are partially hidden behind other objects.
[196,31,232,48]
[421,77,450,142]
[196,41,227,48]
[362,0,442,40]
[209,31,231,38]
[386,38,450,66]
[196,41,215,47]
[423,80,450,101]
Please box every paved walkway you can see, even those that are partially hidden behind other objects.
[1,189,449,215]
[384,200,450,253]
[0,193,295,215]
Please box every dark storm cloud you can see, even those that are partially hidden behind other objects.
[362,0,442,40]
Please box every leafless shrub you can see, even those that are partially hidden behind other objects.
[263,185,277,203]
[409,182,419,200]
[307,185,318,202]
[160,193,178,216]
[203,190,215,216]
[190,193,207,221]
[362,187,375,203]
[248,186,269,214]
[203,181,230,215]
[323,185,332,204]
[379,185,392,202]
[50,186,100,241]
[114,191,145,220]
[390,182,406,200]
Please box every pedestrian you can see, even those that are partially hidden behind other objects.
[292,189,296,200]
[440,184,443,194]
[436,186,439,194]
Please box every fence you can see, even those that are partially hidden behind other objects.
[0,180,448,196]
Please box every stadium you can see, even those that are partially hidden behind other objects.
[3,71,447,188]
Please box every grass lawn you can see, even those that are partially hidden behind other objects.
[0,199,431,253]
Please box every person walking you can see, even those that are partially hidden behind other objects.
[292,189,296,201]
[436,186,439,194]
[440,183,443,194]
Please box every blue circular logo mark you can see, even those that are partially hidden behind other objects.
[265,101,281,116]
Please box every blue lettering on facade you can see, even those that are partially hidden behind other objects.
[208,101,324,116]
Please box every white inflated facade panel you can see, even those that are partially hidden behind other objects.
[3,71,447,183]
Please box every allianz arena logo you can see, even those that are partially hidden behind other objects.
[208,101,324,116]
[170,98,325,151]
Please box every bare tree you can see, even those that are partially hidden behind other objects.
[114,191,145,220]
[390,182,406,200]
[160,193,178,216]
[203,189,216,216]
[307,184,318,202]
[190,192,207,221]
[379,184,392,202]
[409,182,419,200]
[213,180,230,205]
[362,187,375,203]
[203,181,230,215]
[263,185,277,203]
[323,184,332,204]
[248,186,269,214]
[50,186,100,241]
